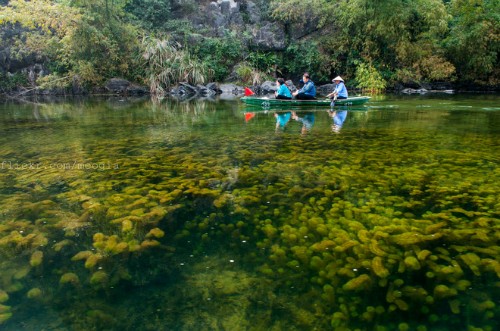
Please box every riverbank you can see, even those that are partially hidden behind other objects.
[2,77,498,103]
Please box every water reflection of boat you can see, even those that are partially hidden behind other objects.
[242,105,368,113]
[241,96,371,109]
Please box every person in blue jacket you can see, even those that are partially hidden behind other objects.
[293,72,316,100]
[326,76,348,107]
[275,78,292,99]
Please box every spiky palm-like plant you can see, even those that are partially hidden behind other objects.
[142,36,213,95]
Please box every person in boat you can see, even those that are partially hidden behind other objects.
[275,78,292,100]
[326,76,348,107]
[292,72,316,100]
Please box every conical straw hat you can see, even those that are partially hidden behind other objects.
[332,76,344,82]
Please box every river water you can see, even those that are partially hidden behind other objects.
[0,94,499,330]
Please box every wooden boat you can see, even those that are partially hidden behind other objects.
[240,96,371,109]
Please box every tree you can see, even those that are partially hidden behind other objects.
[270,0,456,87]
[125,0,171,31]
[0,0,140,86]
[445,0,499,85]
[66,0,140,84]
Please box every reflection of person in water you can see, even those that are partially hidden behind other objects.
[274,111,291,131]
[291,111,315,135]
[329,109,348,133]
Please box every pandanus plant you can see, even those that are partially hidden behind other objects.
[142,36,213,95]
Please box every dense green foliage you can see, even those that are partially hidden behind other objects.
[0,0,498,92]
[125,0,171,31]
[0,0,140,87]
[271,0,460,87]
[142,36,213,94]
[68,0,140,85]
[279,40,333,81]
[191,32,244,82]
[445,0,500,85]
[0,72,28,92]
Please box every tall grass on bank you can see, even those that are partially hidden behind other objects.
[142,36,213,95]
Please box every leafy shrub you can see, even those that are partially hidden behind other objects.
[0,72,28,91]
[142,36,213,94]
[192,33,243,82]
[414,55,455,81]
[247,52,279,76]
[281,41,331,81]
[125,0,171,31]
[355,62,387,94]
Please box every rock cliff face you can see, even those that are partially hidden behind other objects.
[175,0,286,51]
[0,25,39,75]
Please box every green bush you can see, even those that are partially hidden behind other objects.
[125,0,171,31]
[192,33,243,82]
[247,52,279,76]
[0,72,28,91]
[142,36,213,94]
[355,62,387,94]
[281,41,331,81]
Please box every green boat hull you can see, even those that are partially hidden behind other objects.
[240,96,371,109]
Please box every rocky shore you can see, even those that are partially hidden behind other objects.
[3,77,475,101]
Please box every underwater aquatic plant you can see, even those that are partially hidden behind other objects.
[0,100,499,330]
[26,288,42,299]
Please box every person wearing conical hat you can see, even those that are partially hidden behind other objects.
[326,76,348,100]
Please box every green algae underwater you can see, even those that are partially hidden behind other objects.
[0,95,499,331]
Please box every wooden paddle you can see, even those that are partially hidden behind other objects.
[326,92,337,107]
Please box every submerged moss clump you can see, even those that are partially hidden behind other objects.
[29,251,44,267]
[59,273,80,286]
[90,271,109,286]
[26,288,42,299]
[0,312,13,325]
[227,131,500,330]
[0,101,499,330]
[0,290,8,303]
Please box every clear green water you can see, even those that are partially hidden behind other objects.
[0,94,499,331]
